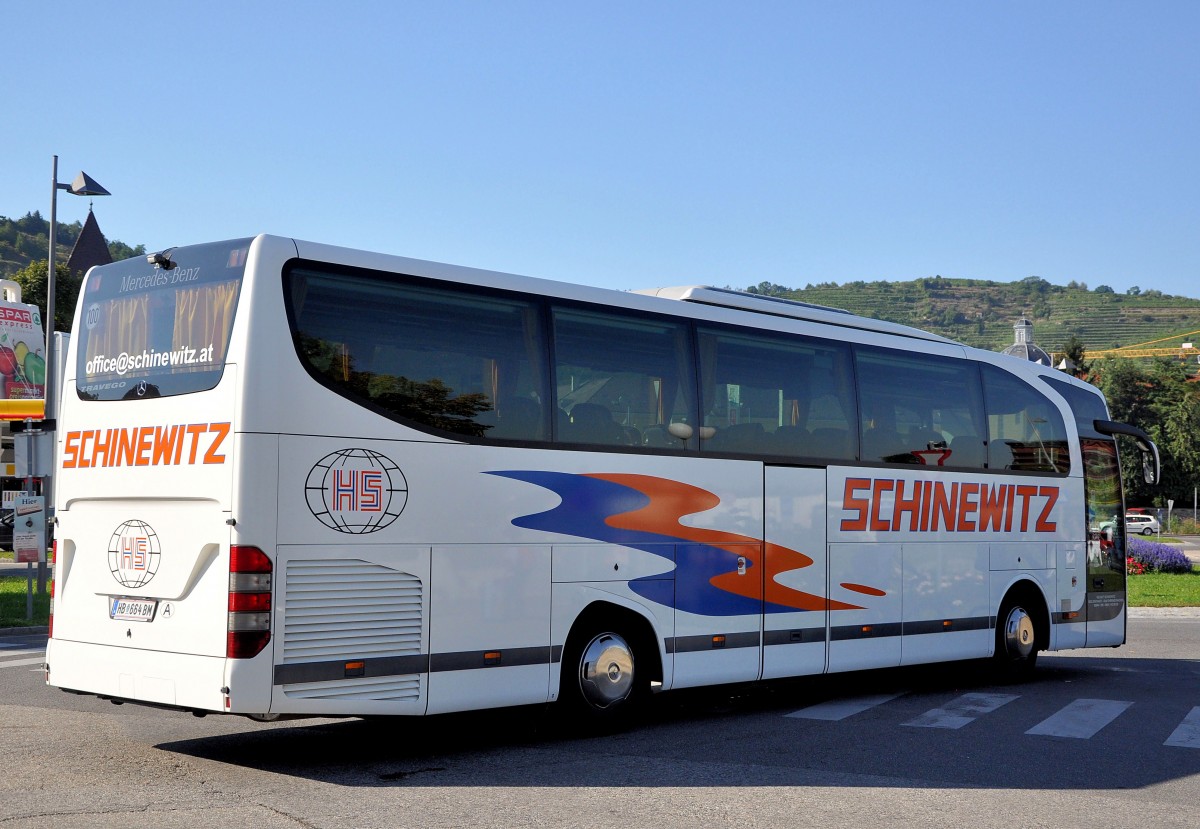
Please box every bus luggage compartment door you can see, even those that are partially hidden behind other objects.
[270,545,431,717]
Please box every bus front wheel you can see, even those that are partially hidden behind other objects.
[994,593,1041,679]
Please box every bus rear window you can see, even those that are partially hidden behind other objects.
[75,239,249,400]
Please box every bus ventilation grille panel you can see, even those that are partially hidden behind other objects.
[280,558,423,701]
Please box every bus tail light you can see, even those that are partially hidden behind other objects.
[48,541,57,639]
[227,545,272,659]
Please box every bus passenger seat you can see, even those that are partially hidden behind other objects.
[773,425,809,455]
[908,428,946,449]
[490,397,543,440]
[947,434,986,468]
[802,427,851,459]
[642,425,675,448]
[567,403,625,445]
[706,422,768,454]
[861,428,907,462]
[989,440,1016,470]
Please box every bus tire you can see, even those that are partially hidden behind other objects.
[559,619,648,732]
[994,589,1043,680]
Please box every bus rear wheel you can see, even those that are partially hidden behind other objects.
[994,594,1040,680]
[559,626,646,731]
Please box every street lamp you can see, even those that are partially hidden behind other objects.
[40,155,109,590]
[47,155,109,424]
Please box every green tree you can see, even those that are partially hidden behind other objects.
[1143,360,1200,508]
[1061,334,1090,376]
[11,259,79,333]
[745,281,792,297]
[1092,359,1157,505]
[1093,358,1200,507]
[108,240,146,261]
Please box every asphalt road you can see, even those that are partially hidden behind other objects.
[1,618,1198,829]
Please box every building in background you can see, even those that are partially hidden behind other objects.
[65,207,113,279]
[1001,317,1052,366]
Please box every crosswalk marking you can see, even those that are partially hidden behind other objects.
[1,656,46,668]
[0,645,47,671]
[783,692,1199,748]
[786,692,905,721]
[1164,706,1200,749]
[903,692,1019,729]
[1025,698,1133,739]
[0,648,44,659]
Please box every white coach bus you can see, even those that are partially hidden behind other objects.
[45,235,1158,726]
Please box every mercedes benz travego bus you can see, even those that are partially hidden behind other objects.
[45,235,1159,727]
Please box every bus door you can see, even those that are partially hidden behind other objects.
[668,465,763,691]
[762,466,828,679]
[1082,439,1126,646]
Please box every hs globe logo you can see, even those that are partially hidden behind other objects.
[108,520,162,588]
[305,448,408,533]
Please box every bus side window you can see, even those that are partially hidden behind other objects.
[552,307,694,450]
[288,268,548,441]
[696,326,855,460]
[855,346,986,467]
[981,364,1070,473]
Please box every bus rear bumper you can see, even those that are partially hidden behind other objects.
[46,638,227,713]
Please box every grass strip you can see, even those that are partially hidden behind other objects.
[0,575,51,627]
[1127,565,1200,607]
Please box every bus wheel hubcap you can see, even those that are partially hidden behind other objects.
[578,633,634,710]
[1003,607,1036,659]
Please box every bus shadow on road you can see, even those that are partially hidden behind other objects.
[156,654,1200,791]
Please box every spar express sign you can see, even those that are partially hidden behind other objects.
[0,301,46,400]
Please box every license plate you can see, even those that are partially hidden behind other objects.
[110,597,158,622]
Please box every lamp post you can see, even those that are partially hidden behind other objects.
[48,155,110,424]
[42,155,109,590]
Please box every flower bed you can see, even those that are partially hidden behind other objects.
[1127,538,1194,574]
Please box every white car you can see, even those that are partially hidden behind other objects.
[1125,514,1160,536]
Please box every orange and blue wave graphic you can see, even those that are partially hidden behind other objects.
[488,471,865,616]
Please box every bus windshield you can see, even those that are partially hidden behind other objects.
[74,238,250,401]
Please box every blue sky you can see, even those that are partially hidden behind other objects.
[3,2,1197,297]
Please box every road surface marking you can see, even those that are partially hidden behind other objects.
[903,692,1019,729]
[1026,699,1132,738]
[0,648,44,658]
[786,693,905,721]
[1,656,47,668]
[1164,706,1200,749]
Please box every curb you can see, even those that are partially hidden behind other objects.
[0,626,48,637]
[1128,607,1200,618]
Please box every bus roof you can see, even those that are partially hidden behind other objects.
[633,285,962,346]
[279,235,963,348]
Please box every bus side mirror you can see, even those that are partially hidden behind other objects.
[1142,451,1157,485]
